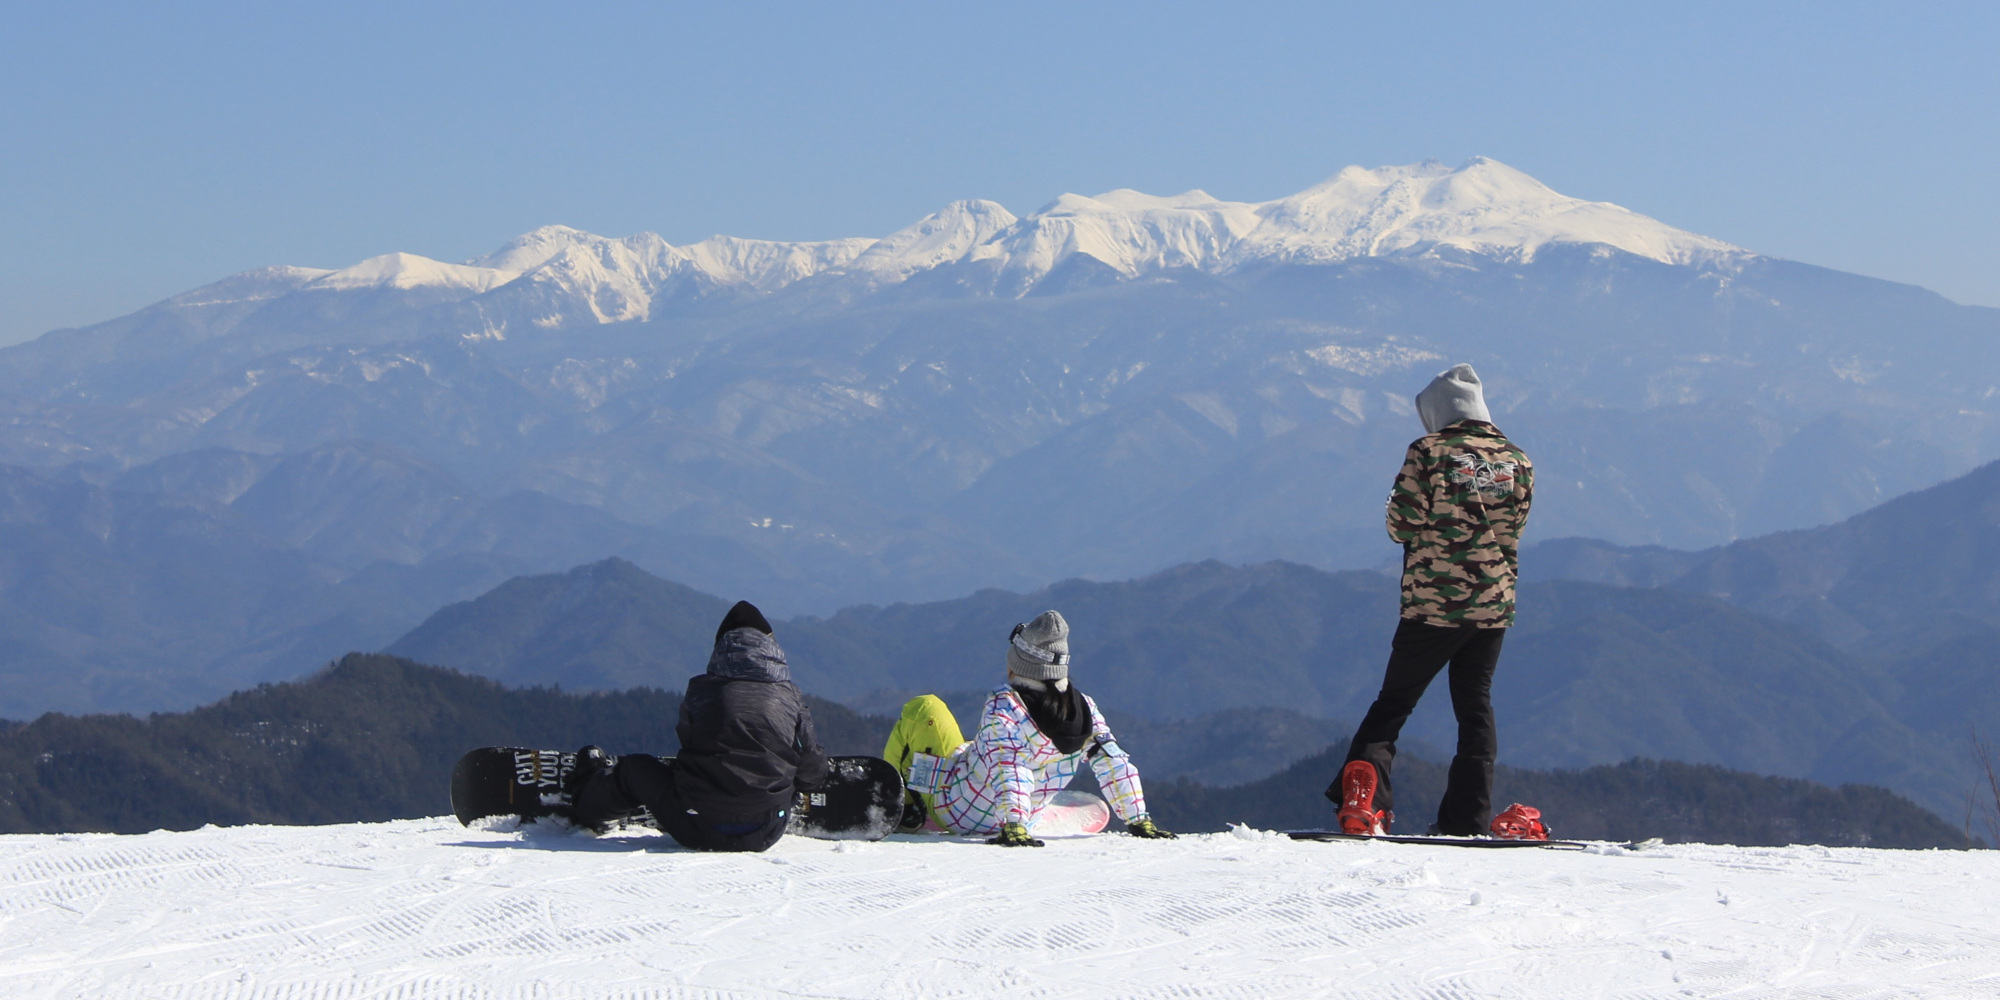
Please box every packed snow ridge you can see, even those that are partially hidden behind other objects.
[204,158,1745,331]
[3,818,1994,999]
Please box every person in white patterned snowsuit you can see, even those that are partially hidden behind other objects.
[882,610,1176,846]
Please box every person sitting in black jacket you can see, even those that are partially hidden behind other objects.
[567,600,829,852]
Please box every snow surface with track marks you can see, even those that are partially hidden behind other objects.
[1,817,1995,999]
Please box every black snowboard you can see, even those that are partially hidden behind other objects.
[452,747,582,827]
[449,747,904,841]
[785,754,905,841]
[1287,830,1646,850]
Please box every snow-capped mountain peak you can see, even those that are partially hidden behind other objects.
[1238,156,1740,267]
[305,252,520,294]
[849,200,1017,282]
[465,224,606,273]
[982,188,1263,289]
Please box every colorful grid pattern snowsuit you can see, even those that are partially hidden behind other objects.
[932,686,1148,835]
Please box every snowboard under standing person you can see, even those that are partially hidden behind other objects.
[566,600,829,852]
[1329,363,1548,841]
[880,610,1175,846]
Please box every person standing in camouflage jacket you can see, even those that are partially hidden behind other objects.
[1327,363,1535,838]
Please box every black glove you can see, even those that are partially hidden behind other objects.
[564,746,624,833]
[1126,816,1176,839]
[898,797,928,833]
[565,745,616,796]
[987,821,1045,847]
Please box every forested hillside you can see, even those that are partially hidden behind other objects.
[0,654,1969,848]
[387,557,1969,816]
[0,654,883,834]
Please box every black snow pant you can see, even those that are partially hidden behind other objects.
[1334,618,1505,836]
[572,753,788,853]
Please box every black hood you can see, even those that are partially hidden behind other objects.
[715,600,774,644]
[708,627,791,682]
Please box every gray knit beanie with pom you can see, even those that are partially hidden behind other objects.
[1006,610,1071,682]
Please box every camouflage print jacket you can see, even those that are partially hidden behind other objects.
[1385,420,1534,628]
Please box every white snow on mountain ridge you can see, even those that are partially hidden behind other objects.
[869,158,1743,293]
[980,188,1264,294]
[158,265,334,309]
[846,199,1020,282]
[468,223,605,273]
[1235,158,1740,268]
[306,252,521,294]
[455,226,878,327]
[469,225,882,294]
[687,234,878,291]
[204,158,1747,332]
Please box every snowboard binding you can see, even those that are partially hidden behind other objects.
[1490,802,1549,841]
[1335,760,1392,836]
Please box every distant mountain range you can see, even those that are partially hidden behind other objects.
[5,438,1998,829]
[1519,460,2000,818]
[1,157,1995,632]
[380,553,1981,820]
[19,159,1734,352]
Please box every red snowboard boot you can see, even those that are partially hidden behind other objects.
[1336,760,1391,835]
[1490,803,1549,841]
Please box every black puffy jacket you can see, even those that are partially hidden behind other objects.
[672,627,830,821]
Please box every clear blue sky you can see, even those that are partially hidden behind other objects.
[3,1,1995,344]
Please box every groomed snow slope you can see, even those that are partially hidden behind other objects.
[3,818,1994,999]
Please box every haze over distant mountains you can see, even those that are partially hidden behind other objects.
[378,549,1986,820]
[3,157,1998,721]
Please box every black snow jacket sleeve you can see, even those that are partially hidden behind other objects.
[673,627,829,821]
[792,707,830,792]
